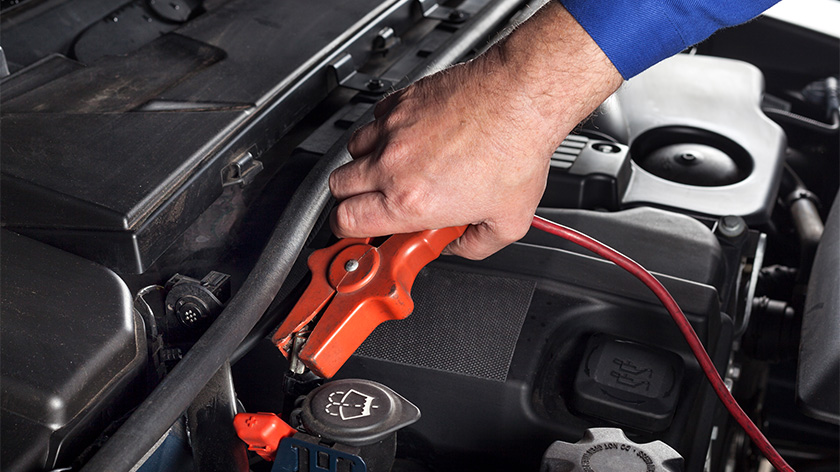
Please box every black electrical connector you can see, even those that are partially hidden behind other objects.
[742,296,801,362]
[802,76,839,120]
[165,271,231,330]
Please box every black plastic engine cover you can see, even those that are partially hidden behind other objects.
[0,0,414,273]
[0,230,146,471]
[798,194,840,424]
[339,238,732,472]
[527,207,726,293]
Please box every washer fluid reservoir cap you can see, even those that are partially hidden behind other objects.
[300,378,420,446]
[541,428,683,472]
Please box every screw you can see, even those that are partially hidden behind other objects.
[345,259,360,272]
[366,79,384,91]
[678,152,698,162]
[721,215,744,231]
[448,10,465,21]
[592,143,620,154]
[717,215,747,240]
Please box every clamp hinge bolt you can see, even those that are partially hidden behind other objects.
[344,259,360,272]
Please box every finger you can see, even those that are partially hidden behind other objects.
[374,89,405,118]
[330,192,424,238]
[442,224,504,260]
[443,222,527,260]
[347,120,380,158]
[348,88,408,158]
[329,157,381,200]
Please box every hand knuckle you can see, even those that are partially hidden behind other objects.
[392,186,428,218]
[381,107,408,130]
[351,122,370,139]
[380,140,408,166]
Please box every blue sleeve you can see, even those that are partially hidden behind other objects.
[561,0,780,79]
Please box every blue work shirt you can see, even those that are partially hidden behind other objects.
[562,0,781,78]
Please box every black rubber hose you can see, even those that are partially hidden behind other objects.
[80,1,526,470]
[766,76,839,133]
[782,164,824,267]
[763,107,839,134]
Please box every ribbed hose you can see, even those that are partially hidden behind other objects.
[80,2,526,471]
[763,108,839,134]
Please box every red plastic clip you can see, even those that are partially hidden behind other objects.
[233,412,296,461]
[271,226,467,378]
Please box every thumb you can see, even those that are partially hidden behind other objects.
[444,219,531,260]
[443,224,504,260]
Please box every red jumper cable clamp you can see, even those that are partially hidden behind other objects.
[271,225,467,378]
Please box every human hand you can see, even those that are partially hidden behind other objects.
[330,54,555,259]
[329,2,622,259]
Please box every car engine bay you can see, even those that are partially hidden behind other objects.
[1,0,839,471]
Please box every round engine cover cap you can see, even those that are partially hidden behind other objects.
[541,428,683,472]
[301,379,420,446]
[640,143,741,187]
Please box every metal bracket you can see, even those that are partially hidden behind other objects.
[221,151,263,188]
[416,0,469,23]
[0,47,10,78]
[329,53,392,94]
[373,26,400,53]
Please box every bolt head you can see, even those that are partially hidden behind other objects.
[448,10,465,21]
[717,215,747,239]
[592,143,620,154]
[366,79,384,91]
[345,259,360,272]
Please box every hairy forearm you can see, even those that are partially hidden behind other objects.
[328,2,625,259]
[494,1,623,145]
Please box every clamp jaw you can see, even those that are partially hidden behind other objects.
[272,226,466,378]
